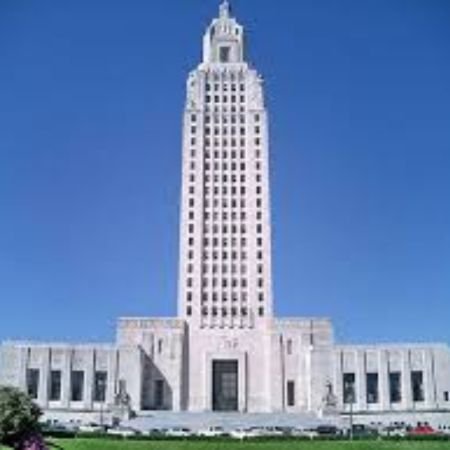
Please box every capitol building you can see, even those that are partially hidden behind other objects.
[1,2,449,427]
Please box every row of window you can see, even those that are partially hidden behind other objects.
[198,306,265,317]
[204,105,246,113]
[186,291,265,303]
[189,186,263,197]
[186,247,264,261]
[26,369,107,403]
[343,370,427,404]
[205,95,246,104]
[190,173,262,183]
[190,237,263,248]
[190,113,260,124]
[204,83,245,93]
[187,275,264,287]
[188,160,262,172]
[199,199,264,209]
[198,138,261,147]
[191,211,252,222]
[201,149,263,159]
[197,278,265,288]
[193,126,261,136]
[203,71,246,83]
[187,263,264,275]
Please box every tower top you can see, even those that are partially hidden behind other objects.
[202,0,244,64]
[219,0,231,18]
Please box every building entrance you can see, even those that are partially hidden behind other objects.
[212,360,238,411]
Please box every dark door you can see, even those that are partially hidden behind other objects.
[212,360,238,411]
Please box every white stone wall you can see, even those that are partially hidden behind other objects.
[0,342,143,413]
[117,318,186,411]
[333,344,450,414]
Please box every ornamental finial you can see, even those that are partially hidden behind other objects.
[219,0,231,18]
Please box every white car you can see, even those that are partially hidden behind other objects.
[291,428,319,439]
[78,423,105,433]
[107,426,139,437]
[258,427,285,437]
[197,426,227,437]
[165,427,192,438]
[230,428,261,439]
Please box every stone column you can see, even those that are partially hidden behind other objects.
[401,349,412,410]
[355,350,367,412]
[38,348,51,409]
[378,349,390,411]
[423,349,437,409]
[84,349,95,410]
[106,350,119,406]
[18,347,29,391]
[333,350,343,410]
[61,349,72,409]
[238,352,248,413]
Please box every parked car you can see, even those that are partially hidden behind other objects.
[107,426,140,437]
[408,424,440,436]
[197,426,227,437]
[291,428,319,439]
[348,424,379,438]
[78,423,106,433]
[165,427,193,438]
[379,424,408,437]
[316,425,341,437]
[258,426,285,437]
[230,428,261,439]
[41,421,78,436]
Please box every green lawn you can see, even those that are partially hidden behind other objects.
[50,440,450,450]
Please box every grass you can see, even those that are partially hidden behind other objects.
[50,439,450,450]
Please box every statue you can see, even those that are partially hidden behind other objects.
[111,379,132,423]
[319,380,338,417]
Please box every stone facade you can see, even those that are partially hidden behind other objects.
[1,1,449,427]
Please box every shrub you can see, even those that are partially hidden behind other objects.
[0,386,42,448]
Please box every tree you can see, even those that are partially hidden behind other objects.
[0,386,42,448]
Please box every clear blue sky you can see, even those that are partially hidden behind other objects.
[0,0,449,345]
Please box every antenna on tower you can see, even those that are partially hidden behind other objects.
[219,0,231,18]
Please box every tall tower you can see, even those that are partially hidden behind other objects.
[178,1,273,329]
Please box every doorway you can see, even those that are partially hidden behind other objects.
[212,360,238,411]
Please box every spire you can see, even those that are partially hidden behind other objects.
[219,0,231,18]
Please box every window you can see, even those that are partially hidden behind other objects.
[71,371,84,402]
[389,372,402,403]
[26,368,39,400]
[258,307,264,317]
[444,391,449,402]
[154,379,164,409]
[219,46,231,63]
[366,373,379,404]
[287,380,295,407]
[158,339,163,354]
[49,370,61,401]
[286,339,293,355]
[94,371,107,402]
[411,371,425,402]
[186,306,192,316]
[343,373,356,404]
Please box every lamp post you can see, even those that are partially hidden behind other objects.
[344,385,355,440]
